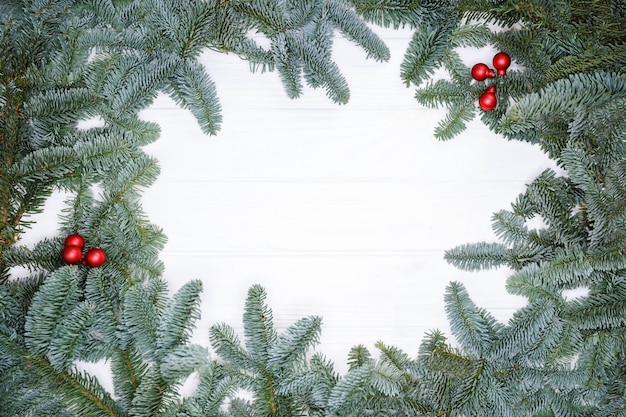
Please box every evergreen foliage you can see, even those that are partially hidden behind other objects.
[2,0,626,416]
[354,0,626,141]
[1,1,386,415]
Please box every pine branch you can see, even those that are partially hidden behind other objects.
[157,279,203,352]
[194,361,239,415]
[327,0,390,62]
[444,241,510,271]
[121,278,168,361]
[352,0,423,29]
[243,284,277,364]
[165,58,223,135]
[1,331,124,417]
[444,281,499,357]
[210,323,256,372]
[268,316,322,369]
[500,72,626,140]
[415,79,471,108]
[327,365,371,412]
[400,25,450,86]
[433,103,475,140]
[110,348,146,412]
[0,73,28,280]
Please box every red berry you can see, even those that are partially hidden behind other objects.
[61,245,83,264]
[64,233,85,249]
[478,91,497,111]
[84,248,106,268]
[471,63,494,81]
[493,52,511,76]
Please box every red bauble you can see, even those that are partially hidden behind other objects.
[471,63,495,81]
[492,52,511,76]
[84,248,106,268]
[62,245,83,265]
[485,85,496,94]
[64,233,85,249]
[478,91,498,111]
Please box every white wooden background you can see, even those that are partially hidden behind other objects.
[24,27,558,386]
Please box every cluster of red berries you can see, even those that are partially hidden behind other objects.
[61,234,106,268]
[471,52,511,111]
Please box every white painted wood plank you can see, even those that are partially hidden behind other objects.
[144,179,532,254]
[143,103,553,182]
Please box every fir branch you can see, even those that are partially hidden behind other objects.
[400,24,450,86]
[444,241,510,271]
[545,44,626,83]
[374,340,413,378]
[210,5,274,70]
[25,86,97,123]
[271,33,305,99]
[442,48,471,83]
[1,331,124,417]
[9,146,79,182]
[560,143,598,192]
[0,72,29,279]
[538,248,593,290]
[576,331,621,389]
[159,344,211,384]
[24,267,81,357]
[414,79,472,108]
[327,364,371,412]
[283,0,324,27]
[448,23,491,48]
[121,278,169,361]
[434,103,475,140]
[493,298,560,361]
[153,0,216,60]
[347,344,373,370]
[326,0,390,62]
[47,301,96,370]
[500,71,626,139]
[107,56,177,118]
[230,0,290,35]
[444,281,498,357]
[369,360,404,396]
[505,264,563,301]
[243,284,277,365]
[491,209,529,246]
[275,352,338,407]
[566,291,626,332]
[268,315,322,369]
[588,249,626,272]
[165,58,223,135]
[284,29,351,104]
[301,18,334,89]
[209,322,256,372]
[195,361,239,415]
[524,169,579,235]
[157,279,203,353]
[352,0,423,29]
[129,366,166,417]
[110,347,146,413]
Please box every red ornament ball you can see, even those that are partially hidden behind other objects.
[471,63,494,81]
[64,233,85,249]
[84,248,106,268]
[479,91,498,111]
[62,245,83,265]
[485,85,496,94]
[492,52,511,76]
